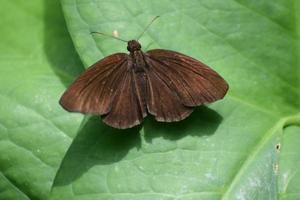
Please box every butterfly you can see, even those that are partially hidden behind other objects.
[59,17,228,129]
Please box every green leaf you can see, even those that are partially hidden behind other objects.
[50,0,300,199]
[0,0,84,199]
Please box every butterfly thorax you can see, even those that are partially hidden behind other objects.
[128,40,147,73]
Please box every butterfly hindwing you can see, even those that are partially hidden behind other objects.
[102,67,147,129]
[144,59,193,122]
[145,49,228,107]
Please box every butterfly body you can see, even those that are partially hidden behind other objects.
[60,40,228,129]
[128,40,147,73]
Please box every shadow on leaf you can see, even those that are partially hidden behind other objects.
[53,116,141,186]
[53,106,222,187]
[144,106,223,142]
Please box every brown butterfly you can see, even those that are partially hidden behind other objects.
[59,17,228,129]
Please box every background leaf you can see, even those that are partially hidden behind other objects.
[50,0,300,199]
[0,0,84,199]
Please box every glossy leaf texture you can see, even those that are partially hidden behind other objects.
[1,0,300,200]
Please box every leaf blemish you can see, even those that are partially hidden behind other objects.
[113,30,119,37]
[275,143,281,152]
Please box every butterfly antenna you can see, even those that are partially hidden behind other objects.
[91,31,128,43]
[137,16,160,40]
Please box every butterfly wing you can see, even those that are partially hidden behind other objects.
[145,49,228,107]
[60,53,146,129]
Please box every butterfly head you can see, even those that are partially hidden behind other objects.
[127,40,141,52]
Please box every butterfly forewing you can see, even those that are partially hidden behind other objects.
[145,49,228,107]
[59,53,128,115]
